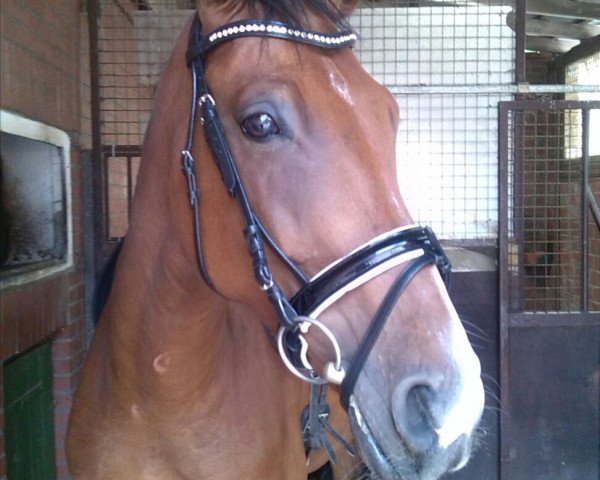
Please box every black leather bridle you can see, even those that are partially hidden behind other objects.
[183,16,451,461]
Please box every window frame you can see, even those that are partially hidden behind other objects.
[0,109,73,288]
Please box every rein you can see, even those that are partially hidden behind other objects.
[183,15,451,462]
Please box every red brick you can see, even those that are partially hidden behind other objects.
[56,461,70,480]
[55,409,70,427]
[1,275,68,359]
[54,392,73,412]
[68,300,84,322]
[0,1,87,476]
[68,270,83,287]
[57,319,85,340]
[53,355,79,375]
[53,373,77,394]
[54,330,85,353]
[68,283,85,303]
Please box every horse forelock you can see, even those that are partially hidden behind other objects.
[212,0,351,29]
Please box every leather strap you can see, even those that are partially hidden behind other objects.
[187,18,356,65]
[340,251,440,408]
[291,226,449,317]
[302,383,355,464]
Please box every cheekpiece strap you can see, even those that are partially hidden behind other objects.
[187,18,357,64]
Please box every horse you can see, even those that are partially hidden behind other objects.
[67,1,484,478]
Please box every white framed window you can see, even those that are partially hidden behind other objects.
[0,110,73,287]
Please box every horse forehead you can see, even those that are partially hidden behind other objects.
[321,56,356,107]
[218,37,360,86]
[238,48,375,125]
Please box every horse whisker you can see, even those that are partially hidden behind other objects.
[458,316,491,338]
[481,373,500,389]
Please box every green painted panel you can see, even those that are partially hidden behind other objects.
[4,342,56,480]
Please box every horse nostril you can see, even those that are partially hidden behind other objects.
[391,380,440,454]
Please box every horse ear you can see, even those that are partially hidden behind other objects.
[195,0,232,32]
[331,0,360,17]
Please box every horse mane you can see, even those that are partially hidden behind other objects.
[93,241,123,324]
[242,0,350,29]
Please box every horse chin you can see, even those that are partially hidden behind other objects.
[348,398,471,480]
[349,399,408,480]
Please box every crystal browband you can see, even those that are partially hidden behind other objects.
[187,19,357,63]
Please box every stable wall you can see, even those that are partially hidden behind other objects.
[0,1,90,479]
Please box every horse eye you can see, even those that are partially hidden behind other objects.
[241,113,280,140]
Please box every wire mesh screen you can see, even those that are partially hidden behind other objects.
[353,4,513,86]
[97,1,192,239]
[98,1,192,147]
[503,102,600,313]
[95,1,515,241]
[352,2,514,241]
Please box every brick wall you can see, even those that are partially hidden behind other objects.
[526,52,556,84]
[0,1,90,479]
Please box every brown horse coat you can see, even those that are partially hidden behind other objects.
[67,2,483,479]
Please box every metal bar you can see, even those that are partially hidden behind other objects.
[103,151,111,242]
[506,12,600,40]
[582,108,590,311]
[515,0,527,83]
[89,0,106,279]
[81,150,97,346]
[526,0,600,21]
[526,36,580,54]
[126,154,134,222]
[497,101,511,479]
[491,99,600,110]
[588,186,600,232]
[516,84,600,94]
[388,84,600,95]
[508,311,600,328]
[101,145,142,155]
[514,108,525,313]
[111,0,134,25]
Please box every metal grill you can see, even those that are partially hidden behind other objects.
[352,1,515,241]
[97,1,193,148]
[498,100,600,480]
[93,2,598,249]
[500,100,600,313]
[94,1,518,243]
[96,1,192,242]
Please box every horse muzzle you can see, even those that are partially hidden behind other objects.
[349,364,484,480]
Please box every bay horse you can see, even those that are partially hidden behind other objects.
[67,1,484,478]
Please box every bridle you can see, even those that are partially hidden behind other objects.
[183,15,451,461]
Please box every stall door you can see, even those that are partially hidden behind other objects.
[499,100,600,480]
[4,342,56,480]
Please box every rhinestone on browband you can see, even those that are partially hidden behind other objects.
[204,20,357,52]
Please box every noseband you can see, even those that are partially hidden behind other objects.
[183,15,451,458]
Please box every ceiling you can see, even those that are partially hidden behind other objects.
[140,0,600,54]
[370,0,600,53]
[516,0,600,53]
